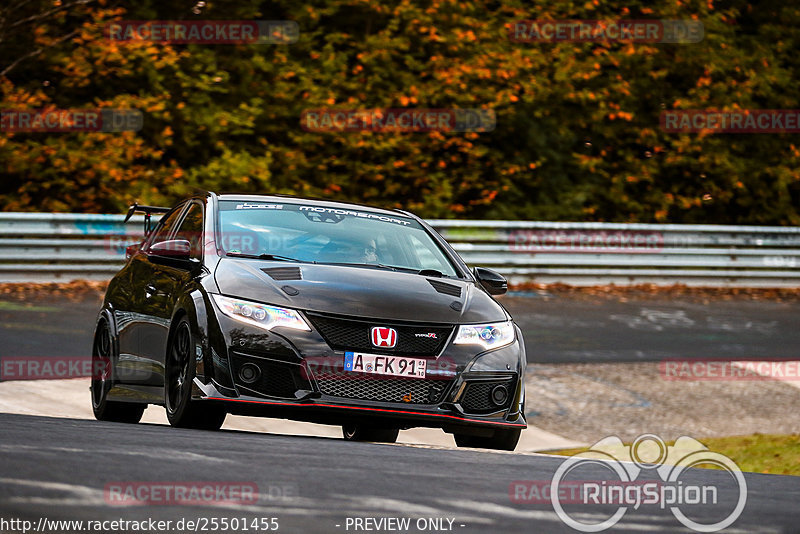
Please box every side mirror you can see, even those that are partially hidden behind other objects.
[150,239,192,259]
[147,239,197,270]
[125,243,141,259]
[473,266,508,296]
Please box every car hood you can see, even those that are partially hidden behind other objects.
[213,259,508,324]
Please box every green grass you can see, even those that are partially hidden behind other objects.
[543,434,800,476]
[0,300,62,312]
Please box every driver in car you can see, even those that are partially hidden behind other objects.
[317,236,380,264]
[362,238,378,263]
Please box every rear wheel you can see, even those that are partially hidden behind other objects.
[165,317,226,430]
[342,424,399,443]
[454,428,521,451]
[90,318,145,423]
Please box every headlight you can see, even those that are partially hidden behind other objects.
[453,321,515,350]
[211,294,310,331]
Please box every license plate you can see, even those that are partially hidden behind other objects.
[343,352,426,378]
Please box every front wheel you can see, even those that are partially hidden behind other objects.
[90,318,145,423]
[165,317,226,430]
[342,424,399,443]
[454,428,521,451]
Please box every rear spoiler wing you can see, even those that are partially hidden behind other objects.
[124,204,171,234]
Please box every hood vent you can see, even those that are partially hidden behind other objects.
[428,279,462,298]
[262,267,302,281]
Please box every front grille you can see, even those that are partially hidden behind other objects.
[314,373,453,404]
[230,353,310,398]
[307,313,453,356]
[461,379,515,413]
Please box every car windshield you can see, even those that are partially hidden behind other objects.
[217,200,460,277]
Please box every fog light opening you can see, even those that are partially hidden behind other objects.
[490,384,509,406]
[239,363,261,384]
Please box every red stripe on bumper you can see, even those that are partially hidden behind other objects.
[205,396,526,428]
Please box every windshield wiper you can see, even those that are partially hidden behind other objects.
[417,268,446,278]
[322,263,453,277]
[322,262,404,271]
[225,252,307,263]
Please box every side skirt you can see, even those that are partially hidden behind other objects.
[107,384,163,405]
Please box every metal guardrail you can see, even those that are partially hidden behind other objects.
[0,213,143,282]
[0,212,799,286]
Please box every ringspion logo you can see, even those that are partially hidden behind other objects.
[511,480,664,505]
[546,434,746,532]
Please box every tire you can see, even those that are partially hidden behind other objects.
[454,428,521,451]
[165,317,226,430]
[90,318,145,424]
[342,424,399,443]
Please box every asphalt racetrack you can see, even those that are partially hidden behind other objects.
[1,412,799,533]
[1,292,799,533]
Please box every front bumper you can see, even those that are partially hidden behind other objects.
[194,377,526,431]
[195,308,527,431]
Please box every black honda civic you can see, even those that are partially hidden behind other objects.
[91,193,527,450]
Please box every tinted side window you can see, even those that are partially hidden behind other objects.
[175,203,204,259]
[146,206,185,249]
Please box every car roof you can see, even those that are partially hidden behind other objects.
[215,194,414,219]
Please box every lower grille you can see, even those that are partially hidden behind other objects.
[230,353,310,399]
[461,379,515,413]
[314,373,453,404]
